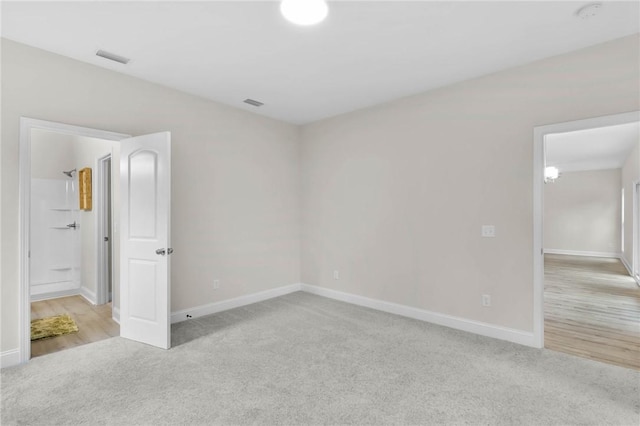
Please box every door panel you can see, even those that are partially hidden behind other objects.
[120,132,171,349]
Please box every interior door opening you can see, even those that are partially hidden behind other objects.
[97,154,113,305]
[19,118,172,364]
[534,111,640,370]
[28,128,120,358]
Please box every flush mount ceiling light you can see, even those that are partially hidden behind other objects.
[280,0,328,26]
[544,166,560,184]
[575,3,603,20]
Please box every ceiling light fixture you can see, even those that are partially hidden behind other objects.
[544,166,560,184]
[575,3,602,20]
[280,0,328,26]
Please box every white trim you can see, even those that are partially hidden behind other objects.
[80,286,97,305]
[633,181,640,283]
[533,111,640,351]
[620,255,633,276]
[1,349,21,369]
[112,306,120,324]
[18,117,130,365]
[30,289,80,302]
[301,284,536,347]
[543,249,621,258]
[171,283,302,324]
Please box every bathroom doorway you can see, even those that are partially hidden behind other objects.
[29,127,120,358]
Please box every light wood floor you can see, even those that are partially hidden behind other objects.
[544,254,640,370]
[31,295,119,358]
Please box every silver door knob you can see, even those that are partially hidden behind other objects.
[167,248,174,255]
[156,248,166,256]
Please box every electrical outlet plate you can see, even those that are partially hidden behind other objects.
[481,225,495,238]
[482,294,491,307]
[213,279,220,290]
[333,270,339,280]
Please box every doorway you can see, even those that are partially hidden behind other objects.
[19,118,173,364]
[19,118,130,362]
[533,111,640,369]
[28,127,121,358]
[97,154,113,306]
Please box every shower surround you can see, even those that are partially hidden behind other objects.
[30,177,81,299]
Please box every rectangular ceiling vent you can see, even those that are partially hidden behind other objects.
[243,98,264,107]
[96,49,130,65]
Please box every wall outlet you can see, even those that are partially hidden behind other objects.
[481,225,496,238]
[213,279,220,290]
[482,294,491,307]
[333,270,340,280]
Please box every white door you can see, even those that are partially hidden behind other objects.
[120,132,171,349]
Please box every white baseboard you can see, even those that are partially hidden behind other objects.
[1,349,21,369]
[619,255,635,277]
[544,249,621,259]
[300,284,536,348]
[112,306,120,324]
[30,288,80,302]
[171,283,302,324]
[80,287,97,305]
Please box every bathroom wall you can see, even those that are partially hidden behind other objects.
[30,130,80,299]
[74,135,119,304]
[30,129,118,304]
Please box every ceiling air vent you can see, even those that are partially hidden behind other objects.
[244,99,264,107]
[96,49,130,65]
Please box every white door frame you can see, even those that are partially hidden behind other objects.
[532,110,640,349]
[96,154,113,305]
[633,181,640,284]
[18,117,130,364]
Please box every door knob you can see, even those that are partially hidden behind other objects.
[167,248,174,255]
[156,248,166,256]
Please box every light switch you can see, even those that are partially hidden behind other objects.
[481,225,496,238]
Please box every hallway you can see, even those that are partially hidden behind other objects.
[544,254,640,370]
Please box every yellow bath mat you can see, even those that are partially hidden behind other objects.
[31,314,79,341]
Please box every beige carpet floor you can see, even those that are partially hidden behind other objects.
[2,292,639,425]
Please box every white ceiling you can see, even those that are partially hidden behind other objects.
[1,1,639,124]
[546,122,639,173]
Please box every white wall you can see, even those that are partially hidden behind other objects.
[544,169,621,255]
[300,35,639,332]
[621,143,640,269]
[1,39,301,353]
[2,34,639,356]
[30,130,82,299]
[74,135,118,303]
[31,130,76,179]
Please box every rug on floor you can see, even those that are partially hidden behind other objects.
[30,313,79,340]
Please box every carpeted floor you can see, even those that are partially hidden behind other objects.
[2,292,639,425]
